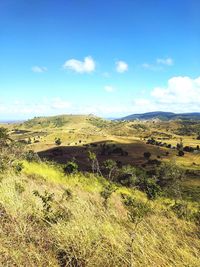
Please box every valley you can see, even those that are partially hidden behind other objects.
[2,113,200,201]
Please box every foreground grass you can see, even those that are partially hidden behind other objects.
[0,161,200,266]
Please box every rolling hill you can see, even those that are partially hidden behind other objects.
[119,111,200,121]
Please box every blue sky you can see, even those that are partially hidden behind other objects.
[0,0,200,119]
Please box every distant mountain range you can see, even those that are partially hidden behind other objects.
[118,111,200,121]
[0,120,24,124]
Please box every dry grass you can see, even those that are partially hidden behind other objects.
[0,161,200,266]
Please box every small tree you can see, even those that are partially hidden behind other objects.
[100,183,116,208]
[88,151,102,176]
[24,150,40,162]
[0,127,11,146]
[156,161,185,199]
[178,150,184,157]
[117,165,137,187]
[64,161,78,174]
[143,151,151,160]
[103,159,117,180]
[177,138,183,151]
[55,138,61,146]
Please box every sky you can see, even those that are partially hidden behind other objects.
[0,0,200,120]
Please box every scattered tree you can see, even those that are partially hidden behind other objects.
[103,159,117,180]
[55,138,61,146]
[143,151,151,160]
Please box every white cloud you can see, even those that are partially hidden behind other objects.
[104,85,115,92]
[116,60,128,73]
[151,76,200,104]
[0,97,72,118]
[2,75,200,119]
[51,97,71,109]
[156,57,173,66]
[141,63,162,71]
[131,76,200,113]
[142,57,173,71]
[32,66,48,73]
[63,56,95,73]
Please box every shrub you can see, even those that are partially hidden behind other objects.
[128,202,151,224]
[137,177,161,200]
[0,127,11,146]
[156,162,185,198]
[178,150,185,157]
[64,161,78,174]
[122,194,152,225]
[33,190,72,224]
[55,138,61,146]
[183,146,194,152]
[61,188,73,201]
[117,165,137,187]
[102,159,117,180]
[100,183,116,208]
[24,150,40,162]
[143,151,151,160]
[14,162,24,174]
[170,201,194,221]
[121,194,135,207]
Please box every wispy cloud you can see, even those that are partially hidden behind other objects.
[156,57,173,66]
[63,56,95,73]
[32,66,48,73]
[104,85,115,92]
[102,72,110,78]
[51,97,71,109]
[116,60,128,73]
[0,98,72,117]
[142,57,173,71]
[141,63,162,71]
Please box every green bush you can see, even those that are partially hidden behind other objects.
[13,162,24,174]
[102,159,117,180]
[117,165,137,187]
[137,176,161,200]
[100,183,116,208]
[24,150,40,162]
[33,190,72,224]
[64,161,78,174]
[156,162,185,198]
[55,138,62,146]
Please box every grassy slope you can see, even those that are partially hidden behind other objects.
[0,161,199,267]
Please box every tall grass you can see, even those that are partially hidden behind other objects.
[0,161,199,266]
